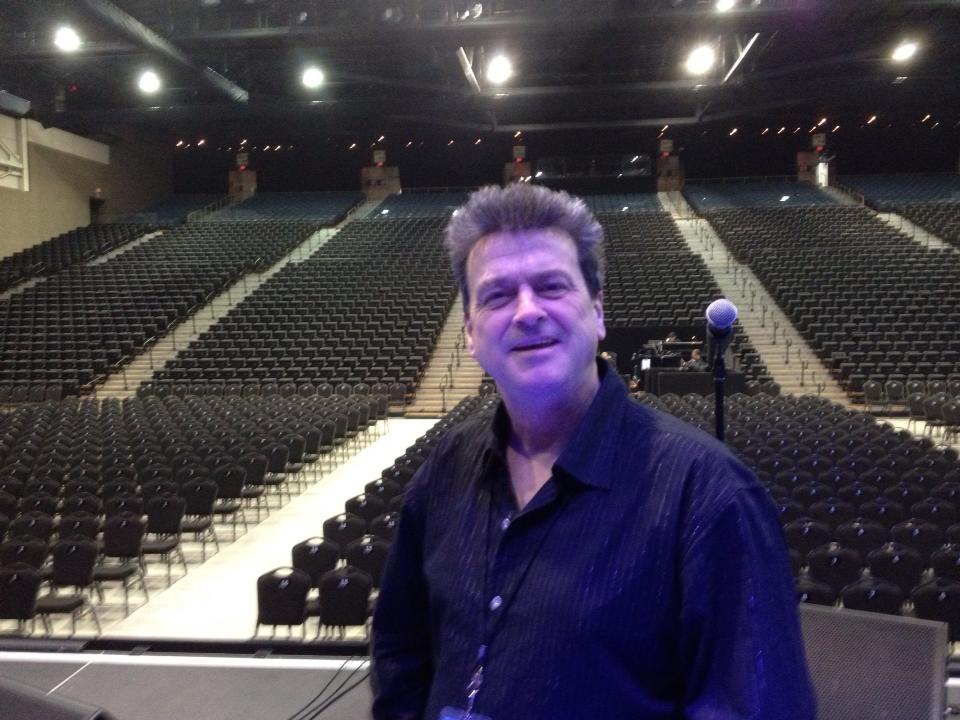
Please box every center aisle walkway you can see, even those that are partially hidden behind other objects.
[104,418,438,641]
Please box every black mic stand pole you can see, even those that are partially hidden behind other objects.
[713,350,726,443]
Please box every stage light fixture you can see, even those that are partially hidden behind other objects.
[138,70,161,93]
[487,55,513,85]
[302,66,325,89]
[54,26,81,52]
[892,41,917,62]
[685,45,716,76]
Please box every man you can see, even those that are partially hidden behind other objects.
[372,184,815,720]
[682,348,709,372]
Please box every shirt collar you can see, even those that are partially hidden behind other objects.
[480,358,628,491]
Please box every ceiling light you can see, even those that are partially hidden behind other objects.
[302,66,325,89]
[893,76,908,84]
[54,26,81,52]
[487,55,513,85]
[378,135,385,142]
[780,195,790,202]
[622,206,629,212]
[661,125,669,132]
[176,140,184,147]
[866,115,877,124]
[921,114,930,122]
[197,139,206,146]
[832,125,840,132]
[138,70,161,94]
[715,0,736,11]
[728,127,738,136]
[686,45,716,75]
[514,131,522,138]
[892,41,918,62]
[777,127,785,134]
[761,128,769,135]
[475,138,482,145]
[535,171,543,177]
[240,139,248,145]
[817,117,827,126]
[348,143,357,149]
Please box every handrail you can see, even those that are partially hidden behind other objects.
[186,191,252,224]
[685,175,798,185]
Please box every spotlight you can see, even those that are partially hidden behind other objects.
[685,45,716,76]
[892,41,918,62]
[487,55,513,85]
[866,115,877,124]
[54,26,81,52]
[138,70,161,94]
[302,66,325,89]
[197,139,206,146]
[715,0,735,11]
[728,127,738,136]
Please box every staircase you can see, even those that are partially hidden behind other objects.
[407,295,485,418]
[660,191,849,405]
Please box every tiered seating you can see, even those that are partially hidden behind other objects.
[839,173,960,210]
[599,210,768,380]
[838,174,960,250]
[0,391,383,632]
[684,181,838,213]
[581,193,661,213]
[204,192,362,224]
[146,216,456,398]
[0,222,316,400]
[703,204,960,399]
[640,391,960,633]
[370,192,469,218]
[119,194,223,227]
[0,224,153,293]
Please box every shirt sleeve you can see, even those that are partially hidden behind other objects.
[678,458,817,720]
[371,455,436,720]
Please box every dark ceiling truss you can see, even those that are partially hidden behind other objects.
[0,0,958,136]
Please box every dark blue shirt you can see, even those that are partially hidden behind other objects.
[373,364,816,720]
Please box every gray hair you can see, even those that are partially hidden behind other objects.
[443,184,605,306]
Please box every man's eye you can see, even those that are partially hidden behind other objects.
[482,291,510,307]
[539,283,567,297]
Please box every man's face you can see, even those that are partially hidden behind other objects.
[463,227,605,400]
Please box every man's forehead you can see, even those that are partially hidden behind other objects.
[468,227,577,267]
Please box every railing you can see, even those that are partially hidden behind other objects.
[186,192,252,224]
[684,175,798,185]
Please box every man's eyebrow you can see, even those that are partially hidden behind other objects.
[475,269,573,296]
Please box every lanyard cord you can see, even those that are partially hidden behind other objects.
[467,466,572,713]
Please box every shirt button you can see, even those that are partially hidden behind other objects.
[500,517,511,531]
[489,595,503,611]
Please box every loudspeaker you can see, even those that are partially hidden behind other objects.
[799,604,946,720]
[0,674,116,720]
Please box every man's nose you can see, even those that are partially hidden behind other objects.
[513,286,545,325]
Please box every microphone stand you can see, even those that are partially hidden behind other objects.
[713,350,726,443]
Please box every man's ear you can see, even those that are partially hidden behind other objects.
[464,311,476,357]
[594,290,606,341]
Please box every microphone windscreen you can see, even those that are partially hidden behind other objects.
[706,298,738,330]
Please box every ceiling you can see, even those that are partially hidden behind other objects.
[1,0,958,140]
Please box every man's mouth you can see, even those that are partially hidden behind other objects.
[512,339,559,352]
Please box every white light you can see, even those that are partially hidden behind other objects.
[176,140,184,147]
[660,125,669,133]
[622,206,629,212]
[138,70,161,94]
[780,195,790,202]
[197,139,206,146]
[240,139,248,145]
[348,143,356,149]
[487,55,513,85]
[817,117,827,126]
[631,155,639,162]
[378,135,385,142]
[715,0,736,11]
[474,138,482,145]
[302,66,325,89]
[866,115,877,124]
[275,145,281,151]
[381,209,390,215]
[892,41,918,62]
[729,127,738,136]
[535,171,543,177]
[832,125,840,132]
[922,114,930,122]
[761,128,769,135]
[893,76,908,84]
[54,26,81,52]
[514,131,522,138]
[686,45,716,76]
[777,127,786,134]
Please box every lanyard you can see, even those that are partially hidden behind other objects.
[464,466,571,715]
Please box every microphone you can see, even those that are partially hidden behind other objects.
[705,298,737,367]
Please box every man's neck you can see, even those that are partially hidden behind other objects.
[500,369,601,508]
